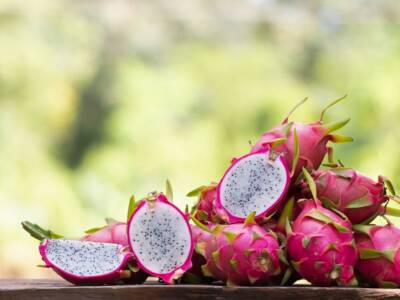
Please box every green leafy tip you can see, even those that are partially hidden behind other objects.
[277,197,294,233]
[244,211,257,226]
[302,168,317,201]
[330,134,354,144]
[21,221,63,241]
[320,94,347,121]
[291,128,299,177]
[282,97,308,124]
[186,185,206,197]
[323,118,351,135]
[127,194,136,221]
[345,196,373,209]
[84,226,105,234]
[165,179,173,201]
[190,216,212,233]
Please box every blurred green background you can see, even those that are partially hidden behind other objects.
[1,0,400,278]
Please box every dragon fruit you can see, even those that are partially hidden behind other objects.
[181,224,214,283]
[216,149,290,223]
[354,223,400,288]
[286,169,358,286]
[82,219,128,246]
[127,192,194,284]
[38,239,133,284]
[251,96,352,181]
[196,213,283,286]
[187,183,223,224]
[300,168,392,224]
[22,221,148,284]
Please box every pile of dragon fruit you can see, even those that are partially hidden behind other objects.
[23,96,400,288]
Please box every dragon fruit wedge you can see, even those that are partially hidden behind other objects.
[300,168,395,224]
[251,96,352,181]
[216,149,290,223]
[354,223,400,288]
[22,220,148,284]
[196,213,283,286]
[39,239,133,284]
[127,192,194,284]
[287,169,358,286]
[187,183,224,224]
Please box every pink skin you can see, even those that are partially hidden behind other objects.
[39,240,132,285]
[251,122,334,181]
[287,199,358,286]
[355,224,400,287]
[216,149,290,223]
[193,184,222,224]
[127,193,194,284]
[82,221,128,246]
[200,223,281,286]
[182,224,214,283]
[301,169,386,224]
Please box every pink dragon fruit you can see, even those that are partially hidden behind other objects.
[187,183,224,224]
[181,224,215,283]
[251,97,352,181]
[127,192,194,284]
[354,223,400,288]
[286,169,358,286]
[82,219,128,246]
[216,149,290,223]
[38,239,133,284]
[287,199,358,286]
[22,221,148,284]
[195,213,283,286]
[300,168,392,224]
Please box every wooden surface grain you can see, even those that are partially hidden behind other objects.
[1,279,400,300]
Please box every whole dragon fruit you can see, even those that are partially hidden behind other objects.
[286,169,358,286]
[216,149,290,223]
[82,219,128,246]
[300,168,392,224]
[22,220,148,284]
[195,213,283,286]
[187,183,224,224]
[251,96,352,181]
[354,223,400,288]
[127,192,194,284]
[287,198,358,286]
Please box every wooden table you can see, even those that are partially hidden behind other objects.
[1,279,400,300]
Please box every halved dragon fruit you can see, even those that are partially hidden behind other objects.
[354,223,400,288]
[216,149,290,223]
[22,220,148,284]
[127,192,194,284]
[251,96,352,181]
[39,239,132,284]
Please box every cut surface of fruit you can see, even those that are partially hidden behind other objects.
[217,150,290,222]
[128,195,193,282]
[40,239,129,279]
